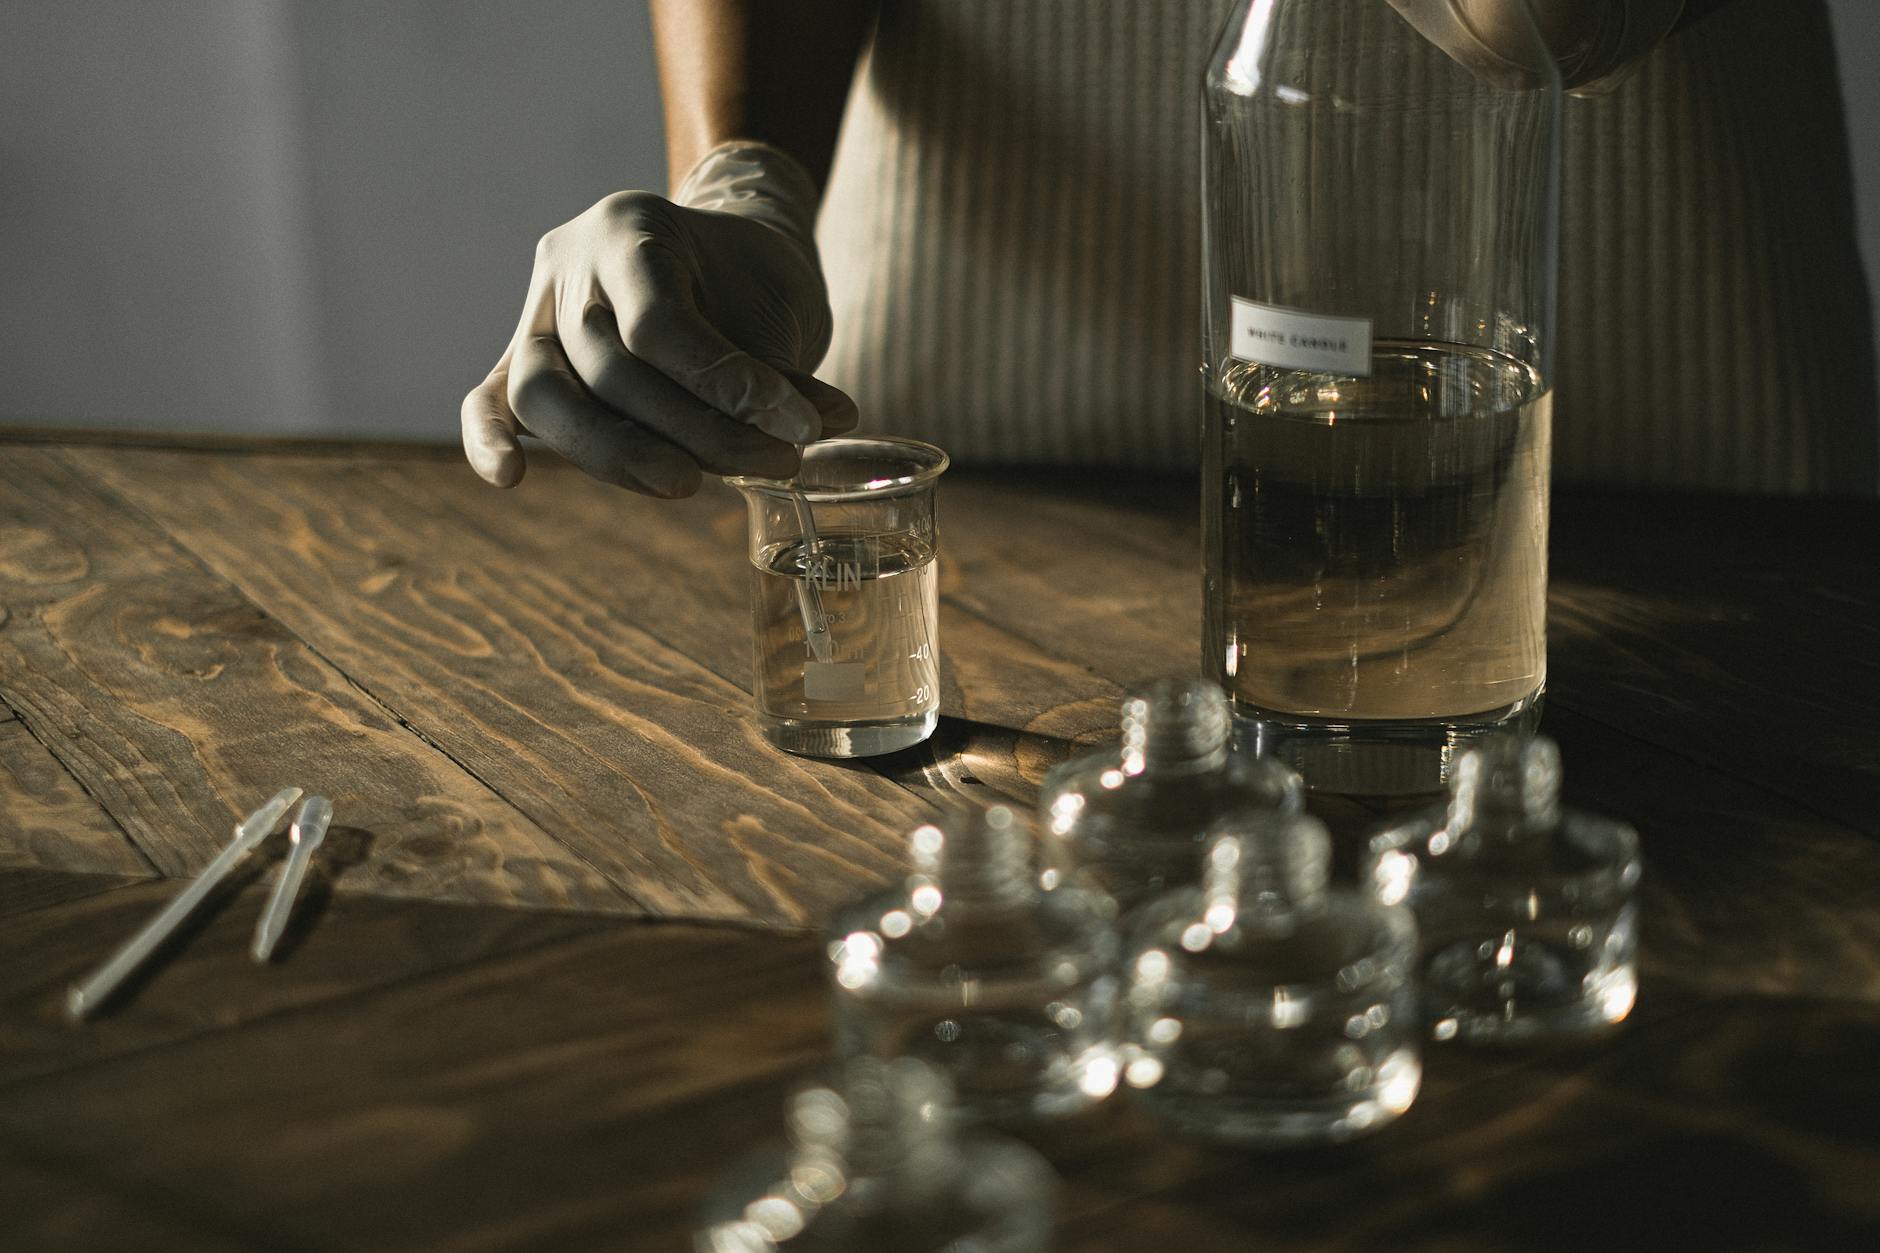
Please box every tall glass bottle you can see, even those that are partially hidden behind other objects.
[1201,0,1563,794]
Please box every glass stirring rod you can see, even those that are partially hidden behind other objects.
[67,786,303,1020]
[251,795,333,963]
[791,483,836,664]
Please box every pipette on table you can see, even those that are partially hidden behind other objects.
[67,787,303,1020]
[251,795,333,963]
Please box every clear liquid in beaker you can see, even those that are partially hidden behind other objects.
[752,531,939,757]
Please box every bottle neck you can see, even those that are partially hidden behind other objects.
[1203,818,1331,929]
[1120,680,1232,777]
[908,806,1035,908]
[790,1061,960,1187]
[1446,735,1562,842]
[1446,794,1560,843]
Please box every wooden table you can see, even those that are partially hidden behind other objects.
[2,431,1876,1250]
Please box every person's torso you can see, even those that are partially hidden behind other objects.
[817,0,1877,493]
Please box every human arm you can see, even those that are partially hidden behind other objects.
[459,0,877,493]
[1392,1,1691,91]
[652,0,878,194]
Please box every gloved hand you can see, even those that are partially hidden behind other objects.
[1390,0,1685,92]
[461,141,858,494]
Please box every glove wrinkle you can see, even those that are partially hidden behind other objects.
[463,138,852,491]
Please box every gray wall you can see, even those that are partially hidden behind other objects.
[2,0,1877,441]
[0,0,667,437]
[1830,0,1880,322]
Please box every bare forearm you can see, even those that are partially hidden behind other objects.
[651,0,878,194]
[1396,1,1689,89]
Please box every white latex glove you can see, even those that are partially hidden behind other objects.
[1390,0,1685,92]
[461,141,857,493]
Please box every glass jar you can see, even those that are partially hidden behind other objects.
[827,805,1121,1124]
[1039,679,1301,918]
[1201,0,1563,793]
[1363,732,1641,1043]
[1124,811,1421,1146]
[694,1058,1054,1251]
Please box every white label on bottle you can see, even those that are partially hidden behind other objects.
[804,661,866,702]
[1229,297,1372,376]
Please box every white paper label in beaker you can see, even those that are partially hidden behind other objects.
[804,660,867,702]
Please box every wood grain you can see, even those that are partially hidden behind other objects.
[62,446,1132,923]
[1056,993,1880,1252]
[0,919,830,1252]
[63,445,935,923]
[4,898,1873,1252]
[942,470,1205,691]
[0,448,629,913]
[0,714,152,878]
[5,435,1879,1251]
[386,452,1136,744]
[0,871,613,1087]
[1545,491,1880,839]
[947,471,1880,849]
[873,464,1880,998]
[367,451,1137,787]
[0,1154,255,1253]
[1544,705,1880,1001]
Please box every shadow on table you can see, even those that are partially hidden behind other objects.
[956,465,1192,521]
[841,714,1089,806]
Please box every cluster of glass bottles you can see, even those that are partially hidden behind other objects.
[699,681,1639,1246]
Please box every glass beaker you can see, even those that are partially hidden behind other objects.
[1200,0,1562,794]
[729,437,948,758]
